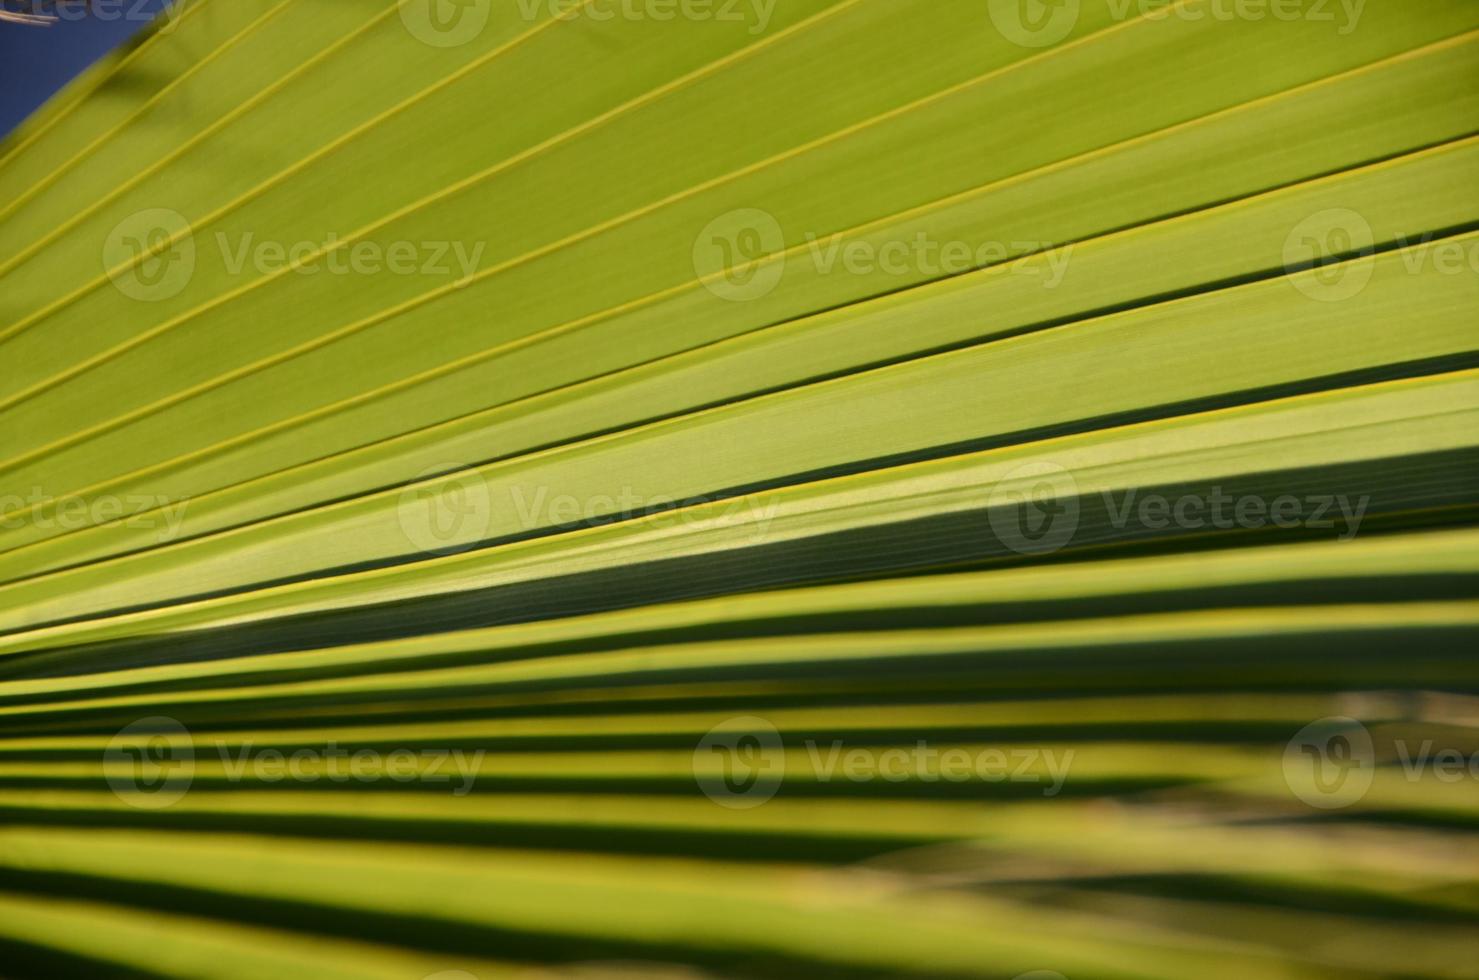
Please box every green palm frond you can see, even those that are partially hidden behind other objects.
[1,1,1476,977]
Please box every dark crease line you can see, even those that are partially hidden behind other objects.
[4,351,1477,639]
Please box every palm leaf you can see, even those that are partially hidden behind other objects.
[1,1,1476,977]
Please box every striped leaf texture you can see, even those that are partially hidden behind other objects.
[1,1,1477,977]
